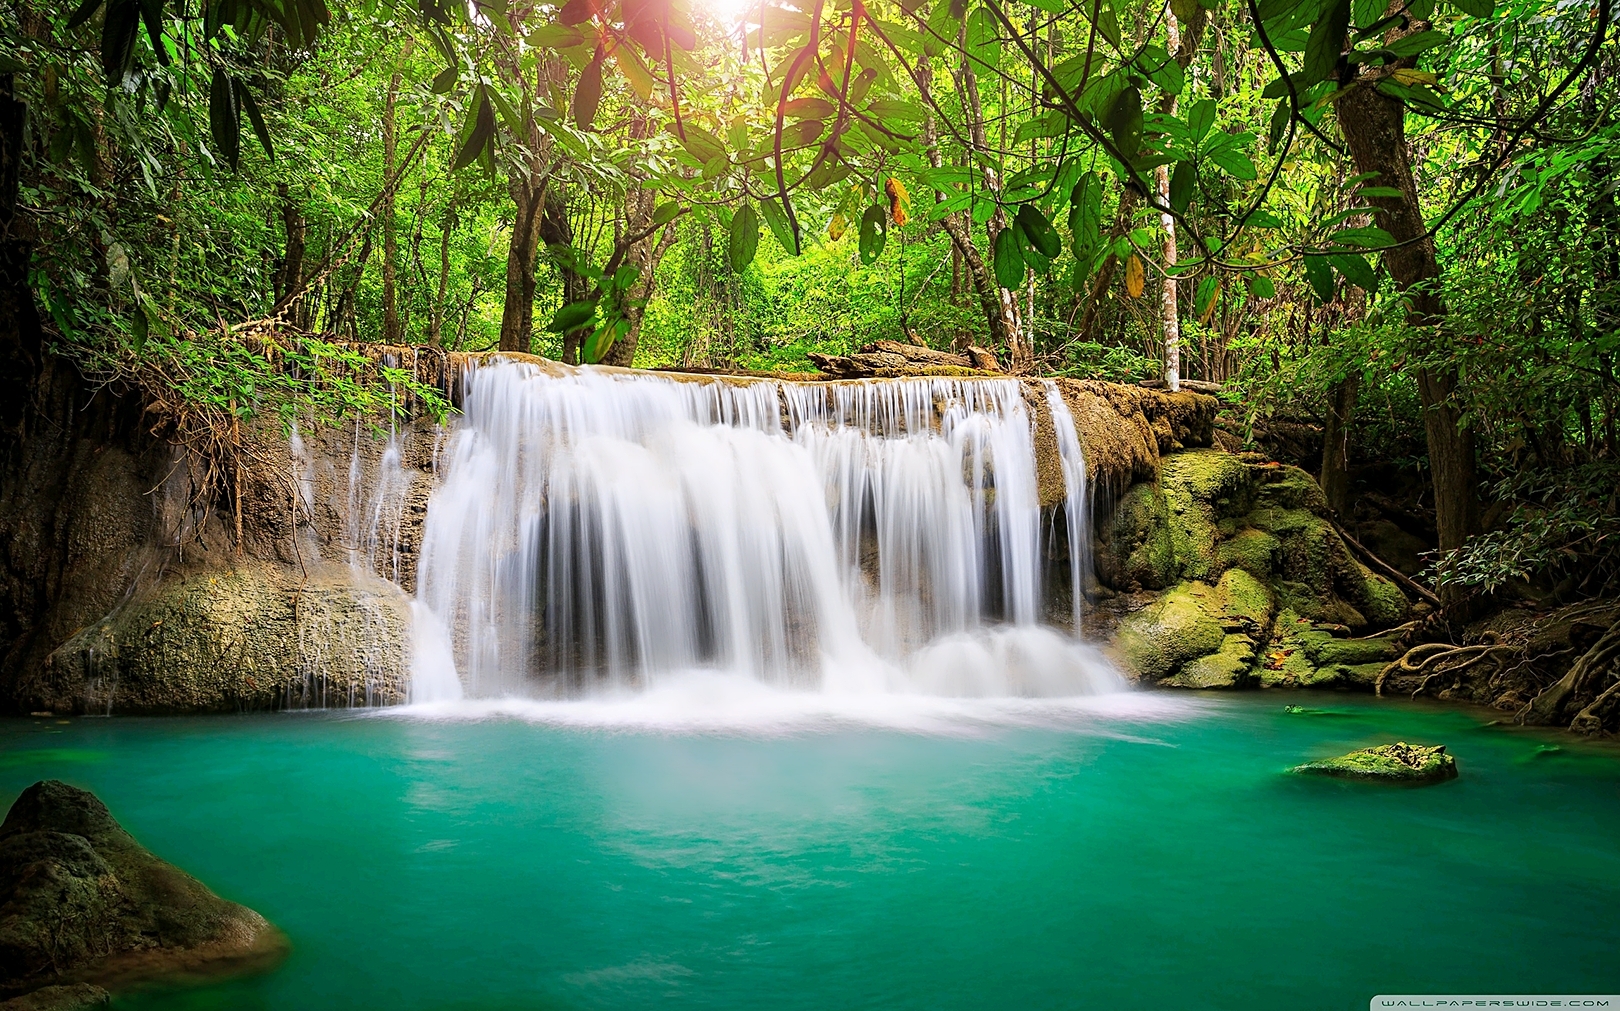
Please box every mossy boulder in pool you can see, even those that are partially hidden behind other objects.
[1292,743,1458,784]
[0,781,287,998]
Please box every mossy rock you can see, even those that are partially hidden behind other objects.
[1212,568,1274,630]
[1160,451,1254,581]
[1166,633,1256,689]
[1111,583,1226,681]
[1354,568,1410,627]
[1217,528,1281,580]
[1094,482,1178,590]
[29,561,411,715]
[1253,465,1331,514]
[1291,743,1457,784]
[0,782,287,996]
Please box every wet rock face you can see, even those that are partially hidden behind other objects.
[1098,451,1412,691]
[21,560,410,715]
[1291,743,1458,784]
[0,781,286,998]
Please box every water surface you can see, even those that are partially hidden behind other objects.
[2,692,1617,1011]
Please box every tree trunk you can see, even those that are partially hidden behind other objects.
[431,201,455,347]
[1335,44,1477,555]
[915,50,1019,358]
[537,187,590,363]
[0,72,42,438]
[381,70,402,343]
[499,176,546,354]
[956,45,1026,367]
[1158,3,1182,390]
[274,182,306,325]
[1320,371,1360,515]
[600,109,663,367]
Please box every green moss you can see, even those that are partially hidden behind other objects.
[1160,451,1254,582]
[1308,632,1401,667]
[1167,633,1256,689]
[1160,450,1252,503]
[1213,568,1274,629]
[1112,583,1226,681]
[1095,482,1178,590]
[1355,568,1411,627]
[1217,528,1280,580]
[1291,743,1458,784]
[1254,465,1331,514]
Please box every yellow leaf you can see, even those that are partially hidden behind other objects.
[1199,278,1222,325]
[1390,68,1439,87]
[1125,255,1144,298]
[885,176,909,227]
[829,211,847,241]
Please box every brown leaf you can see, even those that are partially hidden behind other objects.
[1125,254,1144,298]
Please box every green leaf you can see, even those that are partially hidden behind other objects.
[66,0,105,30]
[1383,29,1446,57]
[1445,0,1492,15]
[1302,0,1351,86]
[1303,255,1335,302]
[1106,85,1143,163]
[1327,252,1376,290]
[858,205,887,265]
[1268,99,1291,154]
[652,201,681,226]
[583,318,629,364]
[1015,205,1061,259]
[965,7,1000,71]
[1137,44,1184,96]
[760,197,801,256]
[1357,185,1403,198]
[1070,171,1102,254]
[924,0,960,58]
[208,68,240,172]
[1209,148,1257,180]
[452,89,495,171]
[1328,224,1395,247]
[547,300,597,333]
[1245,273,1277,299]
[102,0,141,84]
[993,226,1025,288]
[1187,99,1216,145]
[729,203,761,271]
[1168,161,1195,214]
[236,79,274,161]
[573,48,604,130]
[1194,275,1219,316]
[430,65,458,93]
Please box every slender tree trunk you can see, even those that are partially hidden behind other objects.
[431,201,456,347]
[274,182,306,324]
[601,109,665,367]
[916,50,1017,359]
[537,187,590,363]
[1158,4,1182,390]
[1320,371,1361,515]
[1074,190,1139,341]
[381,70,402,343]
[957,44,1027,366]
[1336,29,1478,555]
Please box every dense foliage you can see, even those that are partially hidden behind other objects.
[1,0,1616,597]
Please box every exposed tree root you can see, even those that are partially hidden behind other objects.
[1522,619,1620,733]
[1377,633,1510,698]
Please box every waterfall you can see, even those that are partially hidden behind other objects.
[1042,381,1091,633]
[409,360,1119,701]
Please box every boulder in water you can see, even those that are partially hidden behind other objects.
[0,781,287,999]
[0,985,109,1010]
[1291,743,1458,784]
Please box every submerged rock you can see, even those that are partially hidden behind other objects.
[0,985,109,1010]
[0,781,287,998]
[1291,743,1458,784]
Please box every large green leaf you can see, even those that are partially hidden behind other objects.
[208,67,240,171]
[451,89,495,171]
[1445,0,1493,15]
[1187,99,1216,146]
[729,203,761,271]
[858,205,887,264]
[1302,0,1351,86]
[1168,161,1195,213]
[1209,148,1258,180]
[760,197,801,256]
[965,7,1000,71]
[1015,205,1062,259]
[1327,252,1376,290]
[1329,224,1395,247]
[1303,254,1335,302]
[236,80,274,161]
[547,300,598,333]
[993,226,1025,288]
[1106,85,1143,163]
[1070,170,1102,255]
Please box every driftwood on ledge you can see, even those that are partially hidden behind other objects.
[808,340,1003,379]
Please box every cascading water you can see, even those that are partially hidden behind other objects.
[408,359,1120,702]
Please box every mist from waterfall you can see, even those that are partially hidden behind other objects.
[409,360,1119,703]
